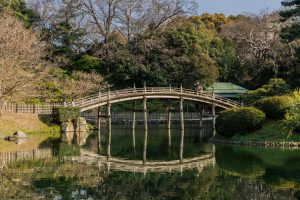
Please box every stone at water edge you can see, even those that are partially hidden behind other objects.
[61,121,75,144]
[75,117,89,146]
[13,131,28,138]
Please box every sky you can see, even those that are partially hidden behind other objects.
[197,0,283,16]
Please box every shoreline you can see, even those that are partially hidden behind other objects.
[209,138,300,149]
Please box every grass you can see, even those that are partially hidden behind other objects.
[0,113,60,137]
[213,121,300,142]
[0,113,61,152]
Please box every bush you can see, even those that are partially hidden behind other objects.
[244,78,291,103]
[216,107,265,138]
[284,90,300,133]
[254,96,292,120]
[53,107,81,123]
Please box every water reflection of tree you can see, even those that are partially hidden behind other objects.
[215,145,300,194]
[95,167,219,200]
[0,160,104,199]
[216,145,265,178]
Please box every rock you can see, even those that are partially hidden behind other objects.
[74,117,89,146]
[13,131,28,138]
[15,138,28,145]
[61,120,75,144]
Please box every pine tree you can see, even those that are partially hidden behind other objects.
[42,0,86,66]
[280,0,300,42]
[280,0,300,86]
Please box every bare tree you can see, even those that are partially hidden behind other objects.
[81,0,122,44]
[38,67,106,101]
[0,12,46,111]
[222,13,291,81]
[144,0,194,30]
[115,0,144,42]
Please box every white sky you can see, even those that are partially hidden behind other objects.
[197,0,283,15]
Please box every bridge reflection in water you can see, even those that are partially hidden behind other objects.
[74,124,215,175]
[68,149,215,175]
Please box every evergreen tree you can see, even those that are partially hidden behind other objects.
[280,0,300,42]
[0,0,38,27]
[42,0,86,67]
[280,0,300,86]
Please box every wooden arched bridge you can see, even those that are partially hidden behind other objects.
[1,86,240,114]
[68,86,240,112]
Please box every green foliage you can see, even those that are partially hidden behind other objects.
[42,21,86,67]
[254,96,292,120]
[280,0,300,42]
[58,142,80,157]
[284,90,300,133]
[54,107,81,123]
[71,55,103,73]
[216,107,266,138]
[107,16,221,88]
[0,0,38,27]
[244,78,291,103]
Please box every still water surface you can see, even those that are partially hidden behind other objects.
[1,123,300,199]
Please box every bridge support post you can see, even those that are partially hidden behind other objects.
[212,92,216,136]
[132,101,136,157]
[97,106,101,154]
[107,102,112,160]
[180,97,184,131]
[167,100,172,147]
[167,100,172,130]
[143,96,148,165]
[179,129,184,163]
[179,97,184,163]
[199,105,204,129]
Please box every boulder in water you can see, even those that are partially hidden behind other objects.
[61,120,75,144]
[74,117,89,146]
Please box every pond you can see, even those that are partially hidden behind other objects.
[1,122,300,199]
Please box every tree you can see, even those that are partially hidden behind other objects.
[222,13,294,87]
[0,12,45,109]
[280,0,300,86]
[106,16,219,88]
[41,0,86,67]
[37,68,106,102]
[0,0,39,26]
[280,0,300,42]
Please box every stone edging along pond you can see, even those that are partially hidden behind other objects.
[209,138,300,149]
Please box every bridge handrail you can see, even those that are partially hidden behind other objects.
[1,87,240,114]
[68,87,240,108]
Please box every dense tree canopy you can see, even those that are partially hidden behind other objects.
[0,0,298,103]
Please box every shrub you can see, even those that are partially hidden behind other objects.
[216,107,265,138]
[284,90,300,133]
[244,78,291,103]
[254,96,292,120]
[53,107,81,123]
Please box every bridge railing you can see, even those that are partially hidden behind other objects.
[69,87,240,108]
[1,87,240,114]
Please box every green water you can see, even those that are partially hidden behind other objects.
[1,123,300,199]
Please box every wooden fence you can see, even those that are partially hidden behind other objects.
[1,103,64,114]
[0,148,53,165]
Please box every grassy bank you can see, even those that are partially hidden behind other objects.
[213,121,300,142]
[0,113,60,137]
